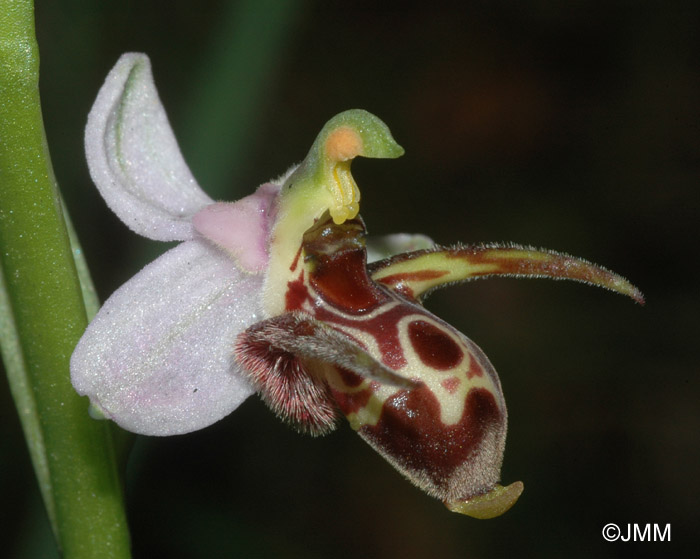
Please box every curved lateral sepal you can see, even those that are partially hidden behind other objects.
[369,244,645,304]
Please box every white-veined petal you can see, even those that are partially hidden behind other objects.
[71,240,262,435]
[85,53,213,241]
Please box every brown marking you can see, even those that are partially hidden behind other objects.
[466,353,484,379]
[338,368,364,388]
[311,250,388,314]
[289,245,303,272]
[330,384,373,415]
[408,320,464,370]
[361,387,502,492]
[301,213,409,368]
[285,271,309,311]
[376,269,449,286]
[374,269,451,300]
[441,377,461,394]
[392,284,415,300]
[446,247,526,277]
[447,246,639,302]
[303,214,388,314]
[315,301,411,370]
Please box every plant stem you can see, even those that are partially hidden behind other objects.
[0,2,131,557]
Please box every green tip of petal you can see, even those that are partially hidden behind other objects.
[283,110,403,224]
[445,481,524,519]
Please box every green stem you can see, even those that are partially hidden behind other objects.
[0,2,131,558]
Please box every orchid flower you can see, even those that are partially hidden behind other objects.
[71,53,643,519]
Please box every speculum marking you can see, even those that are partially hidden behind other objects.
[408,319,464,370]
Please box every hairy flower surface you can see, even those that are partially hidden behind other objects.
[71,53,643,518]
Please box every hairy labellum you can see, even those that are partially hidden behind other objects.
[235,205,642,517]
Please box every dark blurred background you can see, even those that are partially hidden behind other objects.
[2,1,698,557]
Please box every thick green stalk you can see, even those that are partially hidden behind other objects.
[0,2,131,558]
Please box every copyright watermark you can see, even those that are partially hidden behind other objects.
[602,523,671,542]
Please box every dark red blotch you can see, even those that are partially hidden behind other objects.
[361,386,502,491]
[408,319,464,370]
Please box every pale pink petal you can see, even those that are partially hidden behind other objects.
[85,53,213,241]
[192,183,280,272]
[71,240,263,435]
